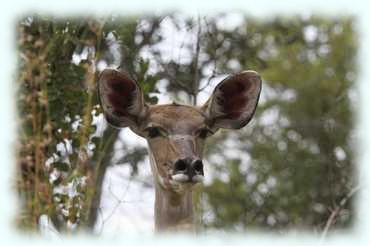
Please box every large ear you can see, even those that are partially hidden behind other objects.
[97,69,147,128]
[201,71,262,130]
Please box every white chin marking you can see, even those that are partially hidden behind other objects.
[172,174,189,182]
[192,175,204,183]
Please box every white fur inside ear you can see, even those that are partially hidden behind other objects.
[192,175,204,183]
[207,88,226,118]
[127,87,143,115]
[172,174,189,182]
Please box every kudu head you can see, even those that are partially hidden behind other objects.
[98,69,261,194]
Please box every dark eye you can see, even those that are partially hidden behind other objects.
[146,127,162,138]
[198,128,212,139]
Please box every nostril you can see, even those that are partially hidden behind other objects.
[193,160,203,174]
[174,159,187,172]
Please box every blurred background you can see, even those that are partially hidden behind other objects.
[15,12,358,236]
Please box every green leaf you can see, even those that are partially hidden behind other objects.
[53,162,70,172]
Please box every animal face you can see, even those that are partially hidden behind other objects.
[98,69,261,193]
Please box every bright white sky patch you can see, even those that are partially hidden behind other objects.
[303,25,318,43]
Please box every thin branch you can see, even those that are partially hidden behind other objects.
[197,17,220,94]
[198,62,219,92]
[137,16,166,48]
[320,184,361,243]
[192,15,202,106]
[155,57,192,93]
[101,177,132,226]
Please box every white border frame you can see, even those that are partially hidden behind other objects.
[1,1,368,245]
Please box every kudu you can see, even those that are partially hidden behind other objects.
[97,69,261,232]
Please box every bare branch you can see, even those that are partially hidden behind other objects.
[192,15,202,106]
[198,62,219,93]
[136,16,166,48]
[320,184,361,243]
[101,177,132,226]
[154,56,192,93]
[197,17,221,94]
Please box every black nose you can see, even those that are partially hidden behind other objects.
[174,159,188,172]
[174,158,204,178]
[192,159,204,175]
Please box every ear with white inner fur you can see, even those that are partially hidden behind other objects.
[201,71,262,130]
[98,69,147,128]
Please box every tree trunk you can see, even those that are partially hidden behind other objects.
[86,128,119,230]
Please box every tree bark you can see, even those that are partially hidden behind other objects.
[86,128,119,230]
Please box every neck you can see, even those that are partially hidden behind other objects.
[148,149,195,232]
[154,184,194,232]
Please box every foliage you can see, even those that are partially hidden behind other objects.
[200,15,357,232]
[16,15,162,231]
